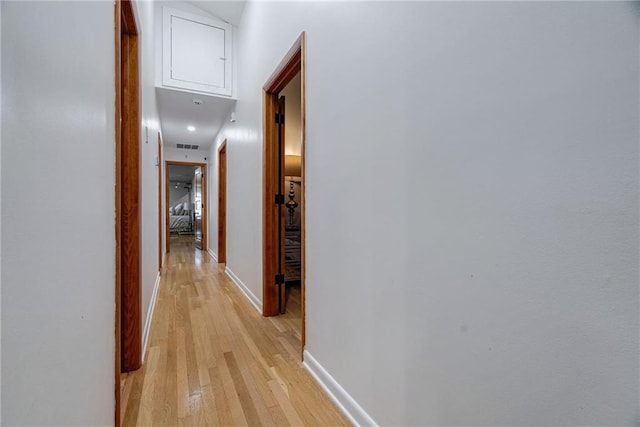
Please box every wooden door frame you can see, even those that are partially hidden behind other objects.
[165,161,208,254]
[218,141,227,264]
[115,0,140,424]
[158,133,163,271]
[262,33,307,352]
[277,96,286,314]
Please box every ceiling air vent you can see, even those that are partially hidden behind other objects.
[175,144,200,150]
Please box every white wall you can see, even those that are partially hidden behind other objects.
[213,2,639,425]
[0,3,3,421]
[281,72,302,156]
[136,0,162,356]
[1,2,115,424]
[164,147,208,163]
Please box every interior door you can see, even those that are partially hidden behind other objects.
[194,166,203,250]
[218,143,227,264]
[277,96,287,313]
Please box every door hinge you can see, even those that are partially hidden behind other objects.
[275,113,285,124]
[275,194,285,204]
[275,274,285,285]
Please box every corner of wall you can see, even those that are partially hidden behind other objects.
[302,351,378,427]
[224,266,262,313]
[141,272,161,362]
[207,248,218,263]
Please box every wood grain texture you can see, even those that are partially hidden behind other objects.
[262,35,303,94]
[114,2,122,423]
[263,33,305,318]
[164,161,170,254]
[263,89,279,316]
[120,9,141,372]
[158,133,163,270]
[121,0,137,35]
[299,32,307,356]
[217,142,227,264]
[120,237,349,426]
[278,95,286,315]
[270,284,302,350]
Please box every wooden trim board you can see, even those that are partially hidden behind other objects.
[263,37,304,316]
[114,2,122,423]
[200,164,208,251]
[115,0,140,424]
[120,0,141,375]
[165,161,208,254]
[299,33,307,355]
[262,33,307,358]
[157,133,163,271]
[164,160,170,254]
[218,141,227,264]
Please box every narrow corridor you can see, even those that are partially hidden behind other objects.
[121,237,349,426]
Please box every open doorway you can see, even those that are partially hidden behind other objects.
[115,0,140,424]
[218,141,227,264]
[263,33,306,355]
[279,74,303,338]
[165,162,208,254]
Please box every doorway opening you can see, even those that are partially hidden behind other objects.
[262,33,306,355]
[115,0,140,424]
[165,161,208,254]
[218,141,227,264]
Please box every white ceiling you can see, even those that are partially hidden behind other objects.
[187,1,247,26]
[156,87,236,150]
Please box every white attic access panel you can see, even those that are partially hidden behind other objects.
[162,6,233,97]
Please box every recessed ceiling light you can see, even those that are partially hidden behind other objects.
[193,98,203,106]
[187,125,196,132]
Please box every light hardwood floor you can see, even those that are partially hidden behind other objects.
[271,284,302,341]
[121,237,348,426]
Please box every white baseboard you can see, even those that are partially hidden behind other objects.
[224,267,262,314]
[142,272,161,363]
[207,248,218,263]
[303,350,378,427]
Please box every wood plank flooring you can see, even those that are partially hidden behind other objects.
[270,284,302,342]
[121,237,348,426]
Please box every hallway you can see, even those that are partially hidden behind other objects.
[120,237,348,426]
